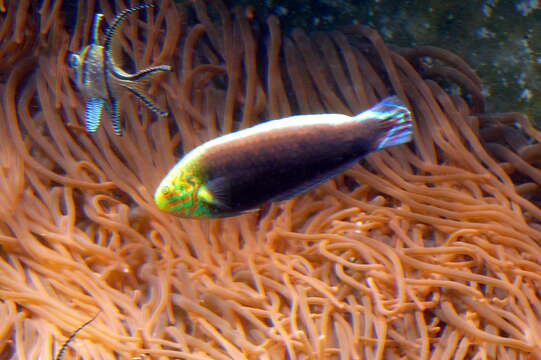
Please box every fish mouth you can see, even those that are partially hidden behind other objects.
[153,185,171,211]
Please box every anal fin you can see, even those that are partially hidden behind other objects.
[110,98,122,135]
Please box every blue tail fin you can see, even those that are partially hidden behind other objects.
[353,95,413,150]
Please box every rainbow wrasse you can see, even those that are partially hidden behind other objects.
[68,4,170,135]
[154,96,413,218]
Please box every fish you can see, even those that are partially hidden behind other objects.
[68,4,171,135]
[54,312,100,360]
[154,96,413,218]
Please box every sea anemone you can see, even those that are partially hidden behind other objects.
[1,0,541,359]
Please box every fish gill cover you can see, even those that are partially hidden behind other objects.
[0,0,540,359]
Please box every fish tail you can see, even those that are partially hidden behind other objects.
[353,95,413,150]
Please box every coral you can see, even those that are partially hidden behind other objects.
[1,0,541,359]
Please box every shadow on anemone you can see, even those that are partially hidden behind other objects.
[1,0,541,359]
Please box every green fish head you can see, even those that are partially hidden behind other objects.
[154,169,215,219]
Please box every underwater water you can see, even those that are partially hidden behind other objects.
[0,0,541,359]
[238,0,541,125]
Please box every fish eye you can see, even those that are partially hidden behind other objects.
[161,186,170,195]
[68,54,80,68]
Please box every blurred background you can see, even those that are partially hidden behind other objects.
[232,0,541,125]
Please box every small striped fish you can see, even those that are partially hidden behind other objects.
[68,4,170,135]
[154,96,413,218]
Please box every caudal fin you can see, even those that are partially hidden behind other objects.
[353,95,413,150]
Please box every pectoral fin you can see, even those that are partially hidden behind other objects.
[202,177,232,211]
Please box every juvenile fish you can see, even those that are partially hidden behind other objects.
[69,4,170,135]
[154,96,413,218]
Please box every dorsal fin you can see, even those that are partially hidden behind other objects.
[90,13,104,44]
[104,3,155,69]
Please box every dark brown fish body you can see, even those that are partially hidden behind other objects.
[201,119,378,211]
